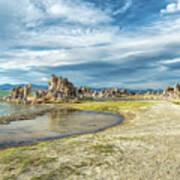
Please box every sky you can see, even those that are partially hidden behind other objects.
[0,0,180,89]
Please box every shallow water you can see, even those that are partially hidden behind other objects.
[0,102,123,148]
[0,101,48,116]
[0,101,22,116]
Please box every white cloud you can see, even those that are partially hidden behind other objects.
[40,0,112,25]
[113,0,132,15]
[0,0,180,88]
[160,58,180,64]
[0,0,116,49]
[161,0,180,14]
[41,77,49,81]
[1,26,180,72]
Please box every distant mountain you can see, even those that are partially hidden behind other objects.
[0,84,48,90]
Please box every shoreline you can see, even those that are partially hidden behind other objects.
[0,110,124,149]
[0,103,78,125]
[0,100,179,179]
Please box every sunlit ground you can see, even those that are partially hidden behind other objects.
[0,100,179,180]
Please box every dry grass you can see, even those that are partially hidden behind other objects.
[0,100,179,180]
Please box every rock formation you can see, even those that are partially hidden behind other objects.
[120,89,127,96]
[5,74,180,104]
[128,91,136,96]
[163,83,180,97]
[47,74,76,99]
[5,84,32,104]
[174,83,180,95]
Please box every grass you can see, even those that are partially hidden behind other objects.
[61,100,154,113]
[90,144,117,154]
[30,162,84,180]
[2,100,179,180]
[172,101,180,105]
[0,101,153,180]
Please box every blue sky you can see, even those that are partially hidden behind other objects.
[0,0,180,89]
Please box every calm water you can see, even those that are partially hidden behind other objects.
[0,101,48,116]
[0,101,19,116]
[0,102,123,148]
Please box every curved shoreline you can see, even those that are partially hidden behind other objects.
[0,110,124,149]
[0,104,78,124]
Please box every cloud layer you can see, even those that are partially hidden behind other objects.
[0,0,180,89]
[161,0,180,14]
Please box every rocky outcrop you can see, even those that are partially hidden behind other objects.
[47,74,76,99]
[174,83,180,95]
[120,89,127,95]
[6,74,175,104]
[4,84,32,104]
[76,86,92,98]
[91,88,128,98]
[34,89,48,99]
[128,91,136,96]
[29,74,78,102]
[163,83,180,97]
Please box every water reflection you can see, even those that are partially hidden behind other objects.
[0,108,123,148]
[48,109,79,132]
[0,101,52,116]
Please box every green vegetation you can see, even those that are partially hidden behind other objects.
[90,144,117,154]
[61,100,154,113]
[0,100,158,179]
[172,101,180,105]
[0,90,9,97]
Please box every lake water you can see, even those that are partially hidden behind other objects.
[0,101,48,116]
[0,102,123,148]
